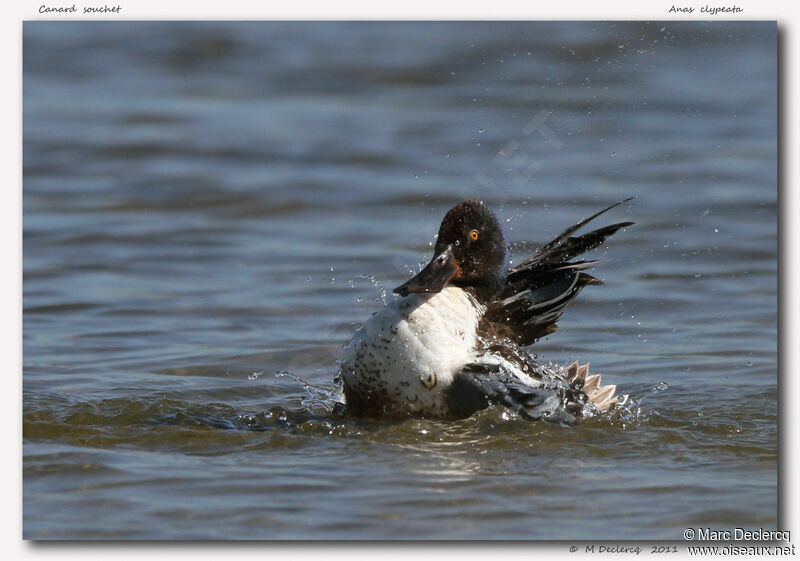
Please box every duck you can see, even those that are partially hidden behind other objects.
[339,198,633,424]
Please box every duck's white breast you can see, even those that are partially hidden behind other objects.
[341,286,484,415]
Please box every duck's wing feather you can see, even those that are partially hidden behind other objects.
[482,198,633,346]
[444,355,627,423]
[509,197,634,273]
[445,362,582,424]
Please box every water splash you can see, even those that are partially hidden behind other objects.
[275,370,344,415]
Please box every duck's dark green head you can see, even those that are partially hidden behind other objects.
[393,200,507,300]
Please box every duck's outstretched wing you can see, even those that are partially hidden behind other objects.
[482,198,633,346]
[444,356,627,424]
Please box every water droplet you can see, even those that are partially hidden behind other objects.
[652,381,668,392]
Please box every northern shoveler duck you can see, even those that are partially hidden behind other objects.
[339,198,633,424]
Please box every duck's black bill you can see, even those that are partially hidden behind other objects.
[393,245,461,297]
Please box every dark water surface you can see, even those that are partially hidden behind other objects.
[23,22,777,539]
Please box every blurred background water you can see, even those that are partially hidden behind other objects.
[23,21,777,539]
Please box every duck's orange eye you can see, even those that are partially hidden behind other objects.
[469,229,479,241]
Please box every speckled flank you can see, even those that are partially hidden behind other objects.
[340,286,484,418]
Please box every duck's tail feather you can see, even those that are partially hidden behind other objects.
[565,361,628,411]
